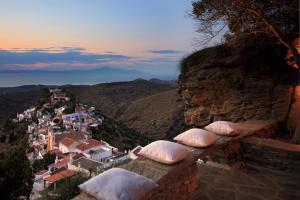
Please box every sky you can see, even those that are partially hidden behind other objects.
[0,0,205,76]
[0,0,226,87]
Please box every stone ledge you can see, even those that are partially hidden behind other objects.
[185,120,279,160]
[242,137,300,153]
[74,120,279,200]
[241,136,300,173]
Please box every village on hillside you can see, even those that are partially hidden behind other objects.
[13,88,142,199]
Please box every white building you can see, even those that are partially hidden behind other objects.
[59,138,80,153]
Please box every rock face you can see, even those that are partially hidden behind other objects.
[179,45,299,129]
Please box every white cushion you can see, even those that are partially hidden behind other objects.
[139,140,189,164]
[205,121,241,136]
[79,168,157,200]
[174,128,217,147]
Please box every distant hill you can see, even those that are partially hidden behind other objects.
[0,79,186,141]
[0,90,43,124]
[0,67,177,86]
[149,78,178,86]
[0,85,49,95]
[65,79,186,140]
[118,89,187,140]
[65,79,175,119]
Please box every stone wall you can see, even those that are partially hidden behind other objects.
[179,59,299,129]
[143,157,198,200]
[73,120,280,200]
[117,155,199,200]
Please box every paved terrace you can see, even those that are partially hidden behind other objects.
[74,120,300,200]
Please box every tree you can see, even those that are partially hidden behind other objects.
[0,140,34,199]
[192,0,300,143]
[192,0,299,66]
[32,152,56,173]
[41,173,88,200]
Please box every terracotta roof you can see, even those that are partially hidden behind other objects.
[72,153,86,160]
[54,132,85,145]
[49,149,64,159]
[54,91,66,98]
[35,170,48,176]
[60,137,76,147]
[75,106,86,113]
[44,169,77,184]
[52,156,70,168]
[76,139,105,151]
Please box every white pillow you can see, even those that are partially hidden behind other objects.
[139,140,189,164]
[79,168,157,200]
[205,121,241,136]
[174,128,217,147]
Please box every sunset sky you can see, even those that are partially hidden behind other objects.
[0,0,204,76]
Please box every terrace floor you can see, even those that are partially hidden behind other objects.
[193,162,300,200]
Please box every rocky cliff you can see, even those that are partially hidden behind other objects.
[179,43,299,132]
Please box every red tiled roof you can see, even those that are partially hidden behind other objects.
[26,152,33,158]
[60,137,76,147]
[49,149,64,159]
[72,153,86,160]
[54,91,66,98]
[54,132,85,144]
[44,169,77,184]
[52,156,70,168]
[75,106,86,113]
[76,139,105,151]
[35,170,48,176]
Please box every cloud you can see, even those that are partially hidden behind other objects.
[0,47,183,75]
[0,47,130,70]
[148,49,183,54]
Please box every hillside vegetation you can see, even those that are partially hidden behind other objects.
[118,89,186,140]
[0,79,186,142]
[65,79,186,140]
[0,90,43,125]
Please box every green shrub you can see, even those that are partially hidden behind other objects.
[180,45,231,73]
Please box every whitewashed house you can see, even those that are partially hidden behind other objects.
[59,138,80,153]
[28,122,38,134]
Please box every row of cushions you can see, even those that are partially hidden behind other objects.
[174,121,241,148]
[79,168,158,200]
[78,121,242,200]
[139,121,241,165]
